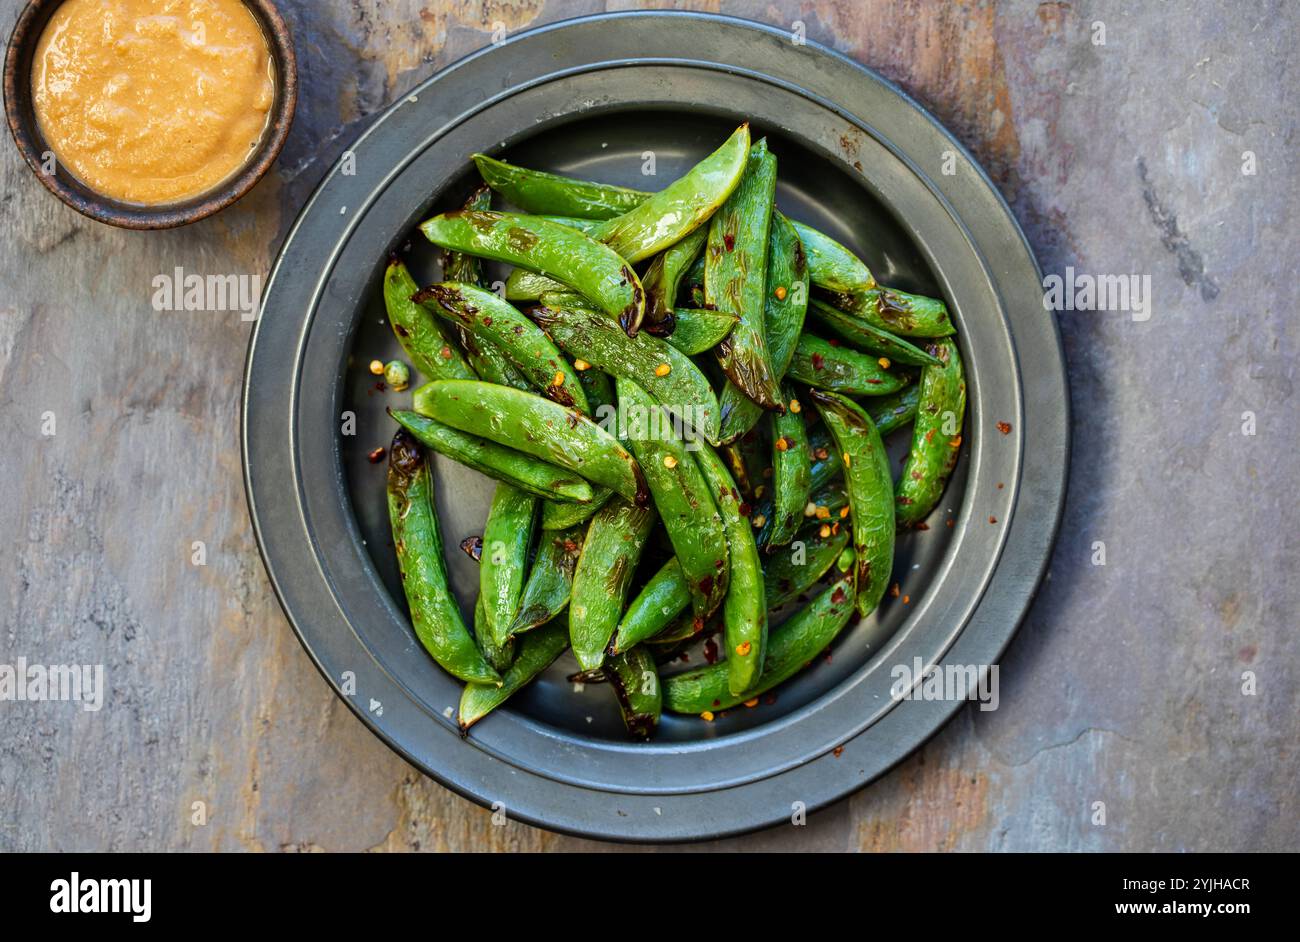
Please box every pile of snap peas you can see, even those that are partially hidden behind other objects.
[378,123,966,739]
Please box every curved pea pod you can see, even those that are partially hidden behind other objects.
[707,141,782,413]
[806,424,843,492]
[414,283,588,412]
[763,520,851,609]
[480,483,537,649]
[568,497,657,671]
[541,487,613,530]
[681,252,706,306]
[389,409,593,504]
[536,364,619,528]
[605,646,662,740]
[754,479,848,549]
[663,574,856,715]
[650,307,737,355]
[865,384,922,436]
[807,298,943,367]
[718,210,810,442]
[508,526,584,636]
[474,592,516,672]
[768,386,813,546]
[528,299,720,445]
[789,219,876,293]
[646,609,710,647]
[442,184,492,284]
[459,619,569,732]
[505,267,564,302]
[472,153,650,219]
[787,334,911,396]
[613,557,692,654]
[823,285,954,338]
[413,380,648,505]
[450,321,532,391]
[386,431,500,686]
[589,123,751,269]
[382,259,475,382]
[810,389,896,617]
[694,444,766,697]
[896,338,966,527]
[418,211,645,333]
[642,227,708,330]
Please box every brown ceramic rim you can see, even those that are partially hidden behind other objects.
[3,0,297,229]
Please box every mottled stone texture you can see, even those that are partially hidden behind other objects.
[0,0,1295,851]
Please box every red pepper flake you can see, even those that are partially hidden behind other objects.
[811,352,825,371]
[764,694,777,706]
[831,585,847,605]
[813,447,829,461]
[482,316,493,326]
[946,519,955,528]
[833,746,845,758]
[988,515,998,524]
[915,522,930,531]
[712,699,722,708]
[723,233,736,252]
[902,595,910,604]
[890,583,901,598]
[924,429,935,443]
[827,338,841,347]
[703,637,719,664]
[996,421,1012,435]
[367,447,386,464]
[997,482,1005,490]
[737,502,753,517]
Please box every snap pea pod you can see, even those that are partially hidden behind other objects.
[822,285,954,338]
[459,619,569,731]
[768,384,812,546]
[896,338,966,527]
[682,252,706,306]
[480,483,538,649]
[810,389,895,617]
[605,646,662,740]
[419,211,645,333]
[694,444,766,697]
[788,219,877,293]
[504,267,565,302]
[528,299,721,445]
[537,364,619,529]
[382,259,475,382]
[389,409,594,503]
[415,283,589,412]
[646,609,709,646]
[763,520,851,609]
[865,384,922,436]
[707,140,783,413]
[472,153,650,219]
[642,227,708,329]
[386,431,499,685]
[786,334,911,396]
[807,424,843,491]
[442,184,492,284]
[414,380,648,505]
[754,479,849,549]
[649,307,737,355]
[589,123,751,268]
[718,210,810,442]
[807,298,943,367]
[568,497,657,670]
[508,526,584,636]
[613,557,692,654]
[474,593,516,672]
[663,574,856,714]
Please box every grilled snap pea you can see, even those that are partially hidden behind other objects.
[442,184,492,284]
[896,338,966,527]
[382,258,475,382]
[569,497,657,671]
[605,646,662,739]
[810,389,895,617]
[663,574,856,715]
[707,139,783,413]
[459,619,569,731]
[508,526,583,636]
[613,557,692,654]
[789,219,877,293]
[651,307,738,355]
[718,210,810,442]
[480,483,537,650]
[414,380,648,505]
[386,431,499,685]
[807,298,943,368]
[414,282,588,412]
[763,520,851,609]
[642,227,708,330]
[472,153,649,219]
[474,592,515,672]
[419,211,645,333]
[618,378,728,618]
[822,285,954,338]
[866,384,922,436]
[694,444,766,697]
[768,385,813,546]
[541,487,613,530]
[389,409,593,503]
[787,333,911,396]
[529,298,721,445]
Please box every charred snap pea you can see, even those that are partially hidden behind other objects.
[474,589,515,672]
[419,211,645,333]
[718,210,810,442]
[459,619,569,731]
[414,282,588,412]
[754,478,848,549]
[695,444,766,697]
[808,298,943,367]
[528,298,721,445]
[652,307,737,355]
[613,557,692,654]
[382,258,475,382]
[768,385,813,546]
[442,184,492,284]
[763,520,851,609]
[663,574,856,715]
[822,285,954,338]
[472,153,650,219]
[642,227,708,330]
[569,497,657,670]
[536,364,620,528]
[896,338,966,527]
[386,431,499,685]
[789,219,876,293]
[866,384,922,436]
[508,526,584,636]
[480,483,537,650]
[707,140,783,413]
[787,334,911,396]
[618,378,728,618]
[414,380,648,505]
[810,389,896,617]
[605,646,662,739]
